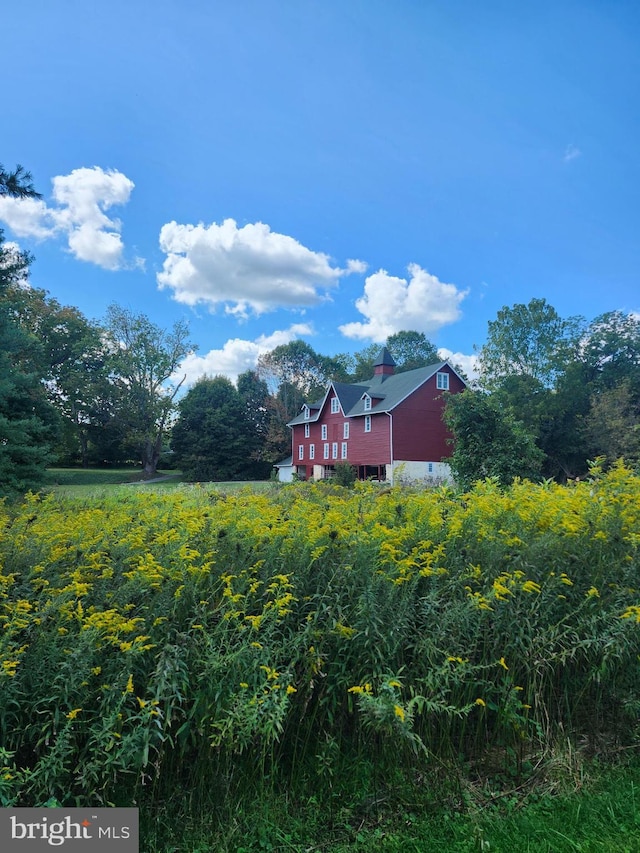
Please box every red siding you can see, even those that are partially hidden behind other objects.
[291,369,465,471]
[344,414,390,465]
[392,368,464,461]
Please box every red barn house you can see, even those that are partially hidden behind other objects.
[284,348,467,484]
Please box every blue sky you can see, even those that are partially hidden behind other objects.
[2,0,639,383]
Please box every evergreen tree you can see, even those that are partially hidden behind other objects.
[171,376,257,481]
[0,165,57,496]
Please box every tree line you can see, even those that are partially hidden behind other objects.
[2,163,638,495]
[446,299,640,488]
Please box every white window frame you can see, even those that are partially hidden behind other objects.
[364,415,371,433]
[323,443,329,459]
[304,423,310,438]
[303,406,310,419]
[298,444,304,460]
[343,421,349,439]
[341,442,348,459]
[332,442,338,459]
[310,444,315,460]
[331,397,340,414]
[321,424,327,440]
[363,395,372,411]
[436,371,449,390]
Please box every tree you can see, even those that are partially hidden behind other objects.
[105,305,193,477]
[583,380,640,467]
[443,390,544,490]
[0,163,41,199]
[41,305,117,467]
[257,340,341,401]
[0,166,57,496]
[386,331,439,372]
[579,311,640,389]
[477,298,583,390]
[349,343,381,382]
[171,376,257,481]
[237,370,274,477]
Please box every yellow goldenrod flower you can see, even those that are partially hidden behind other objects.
[498,657,509,671]
[393,704,405,722]
[66,708,82,720]
[586,586,600,598]
[475,698,486,707]
[286,685,297,694]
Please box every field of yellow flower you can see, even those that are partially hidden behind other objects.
[1,464,639,810]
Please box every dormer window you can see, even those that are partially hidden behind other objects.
[330,397,340,414]
[363,394,372,411]
[436,372,449,391]
[303,406,310,419]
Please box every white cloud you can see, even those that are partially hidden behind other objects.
[157,218,364,315]
[564,144,581,163]
[0,166,135,269]
[0,197,57,239]
[346,258,368,274]
[437,348,479,381]
[175,323,314,386]
[339,263,468,342]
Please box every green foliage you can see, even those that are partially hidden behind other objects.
[386,330,439,373]
[1,467,639,823]
[0,163,41,199]
[0,236,58,497]
[171,375,260,480]
[332,461,357,487]
[105,305,193,476]
[0,165,58,496]
[476,301,640,479]
[477,298,583,390]
[444,389,545,488]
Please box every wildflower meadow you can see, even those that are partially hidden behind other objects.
[1,465,639,846]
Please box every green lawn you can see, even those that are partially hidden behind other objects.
[42,467,275,497]
[140,760,640,852]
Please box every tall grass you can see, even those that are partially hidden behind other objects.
[0,464,638,825]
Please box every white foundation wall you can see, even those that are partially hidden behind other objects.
[276,465,296,482]
[390,460,452,485]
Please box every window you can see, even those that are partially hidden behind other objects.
[363,394,372,411]
[332,442,338,459]
[436,371,449,390]
[364,415,371,433]
[310,444,315,460]
[304,423,310,438]
[331,397,340,414]
[341,442,348,459]
[428,462,433,473]
[321,424,327,440]
[304,406,310,419]
[298,445,304,460]
[343,422,349,439]
[323,443,329,459]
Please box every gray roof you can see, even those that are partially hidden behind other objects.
[274,455,293,467]
[288,360,464,425]
[373,346,396,368]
